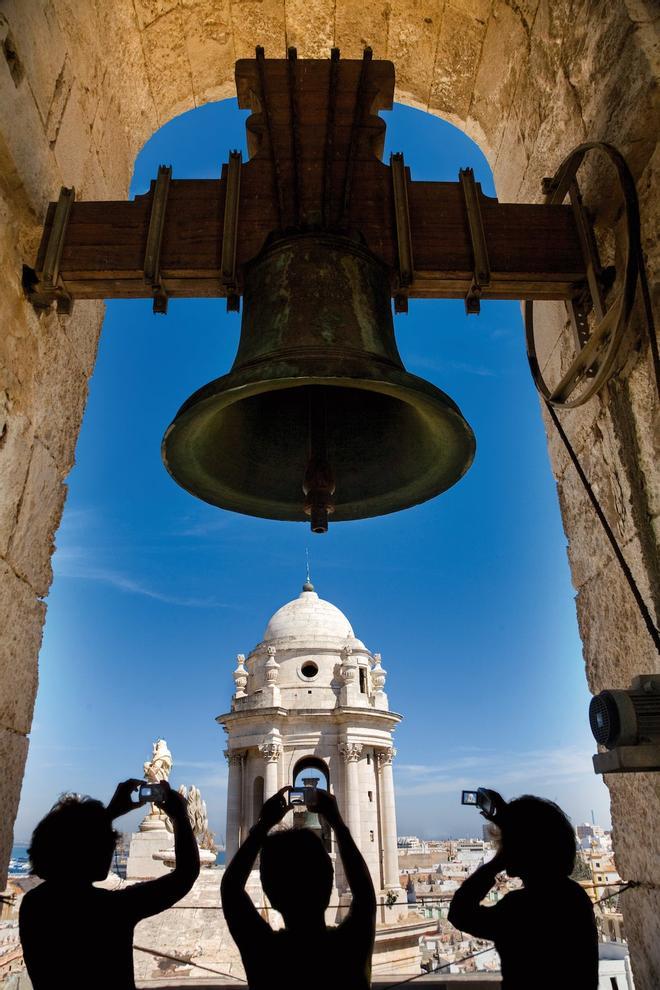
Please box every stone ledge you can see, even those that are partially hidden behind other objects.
[136,979,502,988]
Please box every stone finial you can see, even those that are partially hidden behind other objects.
[339,741,363,763]
[340,643,357,683]
[371,653,387,692]
[265,646,279,685]
[233,653,248,697]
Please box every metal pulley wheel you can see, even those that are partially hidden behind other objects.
[524,142,645,409]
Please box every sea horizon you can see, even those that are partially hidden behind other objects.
[10,843,225,874]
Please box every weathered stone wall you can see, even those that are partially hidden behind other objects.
[0,0,657,984]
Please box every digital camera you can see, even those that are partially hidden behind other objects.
[288,786,316,807]
[139,782,167,805]
[461,787,504,822]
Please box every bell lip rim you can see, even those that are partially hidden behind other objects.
[169,362,470,423]
[164,370,475,444]
[162,373,476,523]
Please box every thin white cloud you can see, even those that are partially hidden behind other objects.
[53,549,225,608]
[174,516,232,537]
[394,746,591,799]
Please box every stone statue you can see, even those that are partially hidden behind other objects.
[166,783,217,865]
[140,738,173,829]
[144,738,173,784]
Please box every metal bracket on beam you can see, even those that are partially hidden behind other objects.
[144,164,171,314]
[29,185,75,313]
[542,171,609,379]
[390,152,414,314]
[459,168,490,315]
[221,150,242,313]
[565,180,606,372]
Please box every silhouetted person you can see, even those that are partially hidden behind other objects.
[221,786,376,989]
[19,779,200,989]
[448,793,598,989]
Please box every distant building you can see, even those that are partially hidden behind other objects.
[216,580,438,977]
[217,578,403,907]
[598,941,636,989]
[577,822,612,852]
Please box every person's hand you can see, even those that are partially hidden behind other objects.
[308,788,342,828]
[480,788,506,824]
[258,786,290,830]
[154,782,188,821]
[106,779,143,820]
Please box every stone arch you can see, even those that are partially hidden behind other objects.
[292,755,331,790]
[0,3,657,984]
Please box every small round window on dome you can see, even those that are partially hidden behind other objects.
[301,661,319,678]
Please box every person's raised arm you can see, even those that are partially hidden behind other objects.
[220,787,289,944]
[313,790,376,916]
[109,781,200,920]
[447,852,505,940]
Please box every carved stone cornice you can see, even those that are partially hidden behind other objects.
[376,746,396,769]
[224,749,246,767]
[259,741,282,763]
[339,741,363,763]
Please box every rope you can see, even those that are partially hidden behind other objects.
[133,944,247,983]
[379,881,644,990]
[545,400,660,653]
[523,141,660,656]
[379,944,498,989]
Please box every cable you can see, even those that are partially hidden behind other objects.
[525,141,658,408]
[523,141,660,656]
[380,881,644,990]
[133,944,247,982]
[379,943,498,990]
[592,881,639,908]
[545,400,660,654]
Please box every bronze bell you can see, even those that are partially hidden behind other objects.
[162,233,476,531]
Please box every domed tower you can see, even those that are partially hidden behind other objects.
[217,579,402,904]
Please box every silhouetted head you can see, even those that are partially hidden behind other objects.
[28,795,118,883]
[496,795,576,882]
[260,828,333,926]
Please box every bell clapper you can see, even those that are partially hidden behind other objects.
[303,388,336,534]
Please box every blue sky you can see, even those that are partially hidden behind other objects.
[14,99,611,843]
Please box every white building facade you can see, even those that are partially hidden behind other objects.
[217,580,403,903]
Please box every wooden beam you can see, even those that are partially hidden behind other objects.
[29,55,588,308]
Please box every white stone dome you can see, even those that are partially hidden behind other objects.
[263,586,356,644]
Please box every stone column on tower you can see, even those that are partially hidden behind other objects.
[259,730,282,800]
[339,740,363,847]
[225,749,245,862]
[377,746,399,888]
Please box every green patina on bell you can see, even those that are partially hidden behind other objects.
[162,233,475,530]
